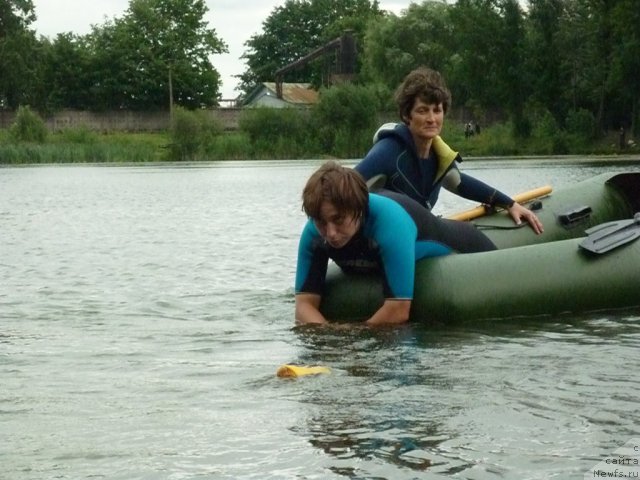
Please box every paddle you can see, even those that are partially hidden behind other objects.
[579,213,640,254]
[447,185,553,221]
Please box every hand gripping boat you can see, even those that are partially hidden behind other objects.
[319,172,640,323]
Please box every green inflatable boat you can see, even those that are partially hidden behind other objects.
[319,171,640,323]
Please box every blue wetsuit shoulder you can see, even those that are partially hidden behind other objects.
[355,124,458,209]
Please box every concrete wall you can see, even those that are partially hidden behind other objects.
[0,108,243,132]
[0,106,500,133]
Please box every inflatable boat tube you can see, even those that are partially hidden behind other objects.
[319,172,640,322]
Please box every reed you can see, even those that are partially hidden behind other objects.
[0,114,636,164]
[0,131,167,164]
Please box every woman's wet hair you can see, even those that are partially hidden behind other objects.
[302,161,368,221]
[395,66,452,122]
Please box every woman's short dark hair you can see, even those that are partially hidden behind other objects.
[395,67,452,122]
[302,161,368,221]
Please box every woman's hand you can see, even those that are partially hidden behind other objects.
[507,202,544,235]
[364,299,411,327]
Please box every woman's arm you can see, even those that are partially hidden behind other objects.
[443,169,544,234]
[442,168,513,206]
[354,138,396,181]
[365,196,418,326]
[295,293,328,325]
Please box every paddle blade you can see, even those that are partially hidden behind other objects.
[580,213,640,254]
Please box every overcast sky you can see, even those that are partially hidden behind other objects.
[31,0,412,99]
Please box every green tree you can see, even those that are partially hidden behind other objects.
[41,33,93,111]
[238,0,382,97]
[81,21,136,111]
[126,0,227,111]
[448,0,505,111]
[494,0,528,136]
[0,29,46,109]
[167,106,222,161]
[551,0,629,133]
[525,0,569,124]
[9,105,47,142]
[78,0,227,111]
[554,0,593,115]
[573,0,615,131]
[0,0,34,36]
[609,0,640,135]
[239,107,316,158]
[312,83,379,157]
[361,1,453,90]
[0,0,39,108]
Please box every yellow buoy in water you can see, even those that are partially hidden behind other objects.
[276,364,331,378]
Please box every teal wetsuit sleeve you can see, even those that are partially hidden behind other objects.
[295,221,328,295]
[367,195,418,300]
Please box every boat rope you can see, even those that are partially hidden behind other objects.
[476,223,529,231]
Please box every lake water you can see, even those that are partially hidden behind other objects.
[2,158,640,479]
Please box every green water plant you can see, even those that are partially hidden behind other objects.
[9,106,48,143]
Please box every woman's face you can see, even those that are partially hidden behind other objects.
[405,98,444,143]
[313,201,360,249]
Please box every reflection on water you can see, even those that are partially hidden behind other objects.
[1,160,640,479]
[290,309,640,479]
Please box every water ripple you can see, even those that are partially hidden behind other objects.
[2,162,640,479]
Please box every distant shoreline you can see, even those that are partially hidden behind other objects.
[4,155,640,169]
[464,154,640,163]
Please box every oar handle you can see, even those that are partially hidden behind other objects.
[447,185,553,221]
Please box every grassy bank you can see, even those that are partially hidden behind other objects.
[0,122,637,165]
[0,129,168,164]
[444,122,638,158]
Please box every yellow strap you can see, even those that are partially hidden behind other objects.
[447,185,553,221]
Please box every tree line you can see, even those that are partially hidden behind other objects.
[1,0,638,140]
[0,0,227,112]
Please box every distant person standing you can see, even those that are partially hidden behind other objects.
[464,122,473,139]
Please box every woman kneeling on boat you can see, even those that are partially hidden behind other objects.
[295,161,496,326]
[355,66,544,235]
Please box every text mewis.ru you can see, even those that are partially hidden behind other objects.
[586,438,640,479]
